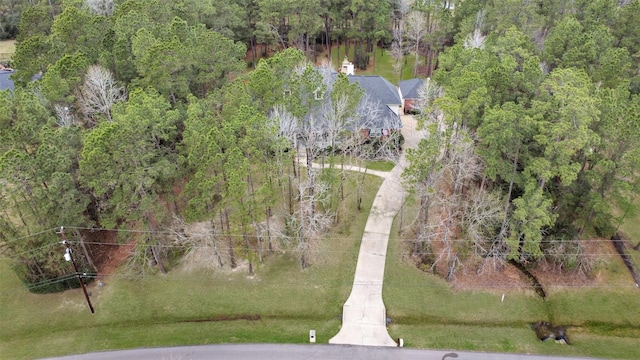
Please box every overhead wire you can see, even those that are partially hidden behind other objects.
[1,227,60,245]
[1,225,637,243]
[1,238,638,260]
[10,224,639,243]
[16,270,640,290]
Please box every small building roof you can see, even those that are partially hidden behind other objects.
[0,70,16,91]
[399,78,424,100]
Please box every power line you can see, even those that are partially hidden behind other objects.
[5,240,632,257]
[0,227,59,245]
[26,273,80,290]
[2,240,636,260]
[2,225,637,244]
[52,226,640,243]
[16,271,640,290]
[5,242,58,258]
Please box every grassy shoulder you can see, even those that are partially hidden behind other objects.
[0,173,382,359]
[383,204,640,360]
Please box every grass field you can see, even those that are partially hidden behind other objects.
[0,39,15,62]
[313,154,396,172]
[3,171,640,359]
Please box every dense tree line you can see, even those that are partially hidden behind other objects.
[405,0,640,279]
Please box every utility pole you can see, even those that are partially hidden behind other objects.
[59,226,95,314]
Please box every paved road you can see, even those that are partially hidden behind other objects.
[42,344,601,360]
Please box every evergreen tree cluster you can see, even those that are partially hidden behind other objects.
[406,0,640,276]
[1,0,639,289]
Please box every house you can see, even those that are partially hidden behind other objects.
[288,70,403,148]
[347,75,403,137]
[399,78,424,114]
[0,69,15,91]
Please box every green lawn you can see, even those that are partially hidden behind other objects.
[313,154,395,172]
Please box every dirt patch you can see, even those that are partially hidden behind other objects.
[451,258,532,292]
[97,240,136,277]
[82,230,135,277]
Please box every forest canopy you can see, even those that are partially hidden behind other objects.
[1,0,639,290]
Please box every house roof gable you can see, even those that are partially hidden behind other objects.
[399,78,424,100]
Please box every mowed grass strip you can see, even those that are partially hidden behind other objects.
[383,201,640,360]
[0,173,382,359]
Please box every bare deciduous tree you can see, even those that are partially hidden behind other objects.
[84,0,115,16]
[289,175,333,268]
[459,187,504,258]
[78,64,126,124]
[416,78,444,116]
[405,10,429,77]
[463,10,486,50]
[54,104,77,127]
[389,30,405,76]
[388,0,412,78]
[463,29,486,50]
[406,127,503,279]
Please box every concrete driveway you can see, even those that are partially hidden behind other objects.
[329,115,425,346]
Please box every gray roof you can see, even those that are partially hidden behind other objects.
[370,101,402,130]
[348,75,402,106]
[299,72,402,133]
[399,78,424,100]
[0,70,15,91]
[348,75,402,130]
